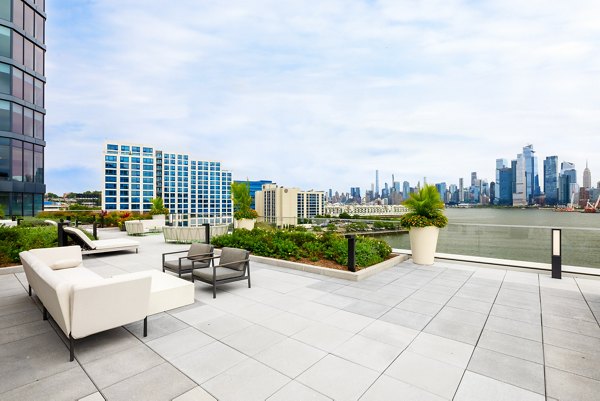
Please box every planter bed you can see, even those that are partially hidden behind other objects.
[251,253,408,281]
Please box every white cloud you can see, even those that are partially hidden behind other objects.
[44,0,600,193]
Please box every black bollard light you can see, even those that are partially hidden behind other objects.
[345,234,356,272]
[551,229,562,279]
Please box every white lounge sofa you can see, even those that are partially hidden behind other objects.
[125,219,165,235]
[20,246,152,361]
[20,246,195,361]
[163,225,228,243]
[63,226,139,254]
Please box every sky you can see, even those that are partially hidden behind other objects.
[44,0,600,195]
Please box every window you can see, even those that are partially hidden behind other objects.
[23,107,33,136]
[120,156,129,162]
[34,12,44,42]
[0,26,9,58]
[12,67,23,99]
[13,0,23,29]
[23,141,33,182]
[33,111,42,139]
[34,46,43,74]
[0,100,9,131]
[121,145,130,152]
[0,0,9,21]
[105,155,116,161]
[12,103,23,134]
[34,79,43,107]
[11,139,22,181]
[107,144,118,151]
[24,5,33,36]
[105,183,116,189]
[23,73,33,103]
[24,39,33,70]
[0,138,9,180]
[0,63,8,94]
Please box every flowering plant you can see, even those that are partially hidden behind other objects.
[400,185,448,229]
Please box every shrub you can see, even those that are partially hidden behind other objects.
[0,226,58,265]
[211,228,391,269]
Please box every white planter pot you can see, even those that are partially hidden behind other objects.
[409,226,440,265]
[152,214,166,221]
[235,218,255,230]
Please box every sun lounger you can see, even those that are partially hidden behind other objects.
[63,226,139,255]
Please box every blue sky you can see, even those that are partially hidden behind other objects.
[45,0,600,194]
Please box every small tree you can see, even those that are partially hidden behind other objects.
[231,182,258,220]
[150,197,169,216]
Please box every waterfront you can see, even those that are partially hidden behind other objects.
[380,208,600,268]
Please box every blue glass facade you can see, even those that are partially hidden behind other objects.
[523,145,541,204]
[498,167,513,205]
[544,156,558,205]
[234,179,272,210]
[103,142,232,225]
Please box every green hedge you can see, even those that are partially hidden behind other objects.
[211,228,392,269]
[0,226,58,265]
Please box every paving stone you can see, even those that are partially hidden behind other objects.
[455,371,545,401]
[297,354,379,401]
[172,386,217,401]
[313,293,355,308]
[288,301,339,320]
[359,319,419,348]
[546,366,600,401]
[259,311,313,336]
[254,338,326,378]
[82,344,164,389]
[395,297,444,316]
[171,304,226,326]
[468,347,545,394]
[102,362,196,401]
[203,358,289,401]
[316,309,374,333]
[126,313,189,342]
[407,332,474,368]
[543,313,600,338]
[343,300,391,318]
[0,366,96,401]
[360,374,446,401]
[484,315,542,342]
[544,344,600,381]
[478,329,543,364]
[194,314,253,339]
[292,322,355,352]
[0,319,53,346]
[0,331,74,393]
[385,351,464,399]
[446,296,492,314]
[424,317,483,345]
[543,326,600,356]
[74,327,141,364]
[333,334,403,372]
[379,307,432,330]
[221,324,286,356]
[410,289,453,304]
[78,392,105,401]
[435,306,488,326]
[0,308,41,330]
[146,326,214,361]
[489,303,541,325]
[171,341,247,384]
[266,380,332,401]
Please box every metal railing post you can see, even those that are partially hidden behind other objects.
[345,234,356,272]
[203,223,210,244]
[57,222,66,247]
[551,228,562,279]
[92,222,98,240]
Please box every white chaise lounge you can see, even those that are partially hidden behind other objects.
[63,226,139,254]
[20,245,195,361]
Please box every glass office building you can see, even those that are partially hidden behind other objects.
[0,0,46,216]
[102,142,232,226]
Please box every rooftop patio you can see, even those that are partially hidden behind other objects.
[2,229,600,400]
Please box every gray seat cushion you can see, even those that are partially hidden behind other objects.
[193,267,245,282]
[219,247,250,271]
[163,259,196,272]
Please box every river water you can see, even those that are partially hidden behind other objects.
[379,208,600,268]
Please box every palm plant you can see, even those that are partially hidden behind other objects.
[231,182,258,220]
[400,185,448,228]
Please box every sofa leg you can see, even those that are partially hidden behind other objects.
[43,306,48,321]
[69,334,75,362]
[143,317,148,337]
[213,284,216,299]
[28,285,32,296]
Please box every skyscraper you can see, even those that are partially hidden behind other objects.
[0,1,46,216]
[583,161,592,189]
[543,156,558,205]
[512,153,527,206]
[471,172,477,187]
[522,144,541,204]
[402,181,410,200]
[375,170,379,198]
[559,162,577,205]
[496,159,508,185]
[498,167,513,205]
[458,178,464,202]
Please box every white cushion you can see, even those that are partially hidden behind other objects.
[93,239,139,250]
[30,246,83,270]
[50,258,82,270]
[63,227,97,250]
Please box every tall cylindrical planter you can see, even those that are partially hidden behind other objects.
[409,226,440,265]
[234,219,255,230]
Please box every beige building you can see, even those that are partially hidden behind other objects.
[255,184,325,226]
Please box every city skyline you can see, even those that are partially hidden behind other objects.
[44,1,600,194]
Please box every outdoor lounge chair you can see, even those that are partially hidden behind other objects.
[63,226,140,255]
[45,219,58,226]
[192,247,251,298]
[162,243,214,278]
